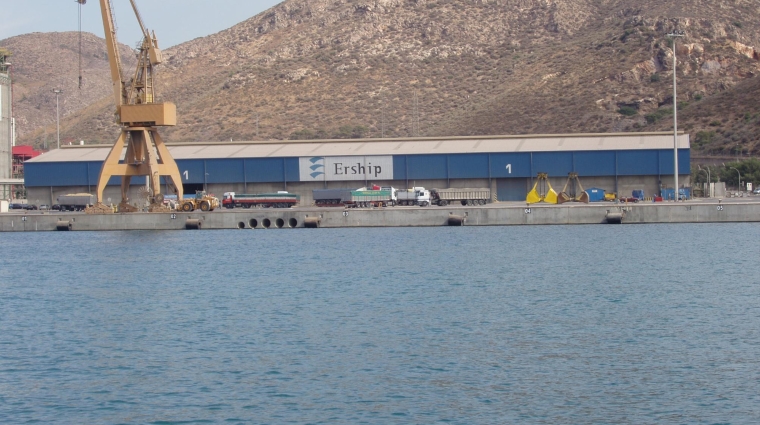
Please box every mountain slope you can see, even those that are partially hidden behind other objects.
[4,0,760,156]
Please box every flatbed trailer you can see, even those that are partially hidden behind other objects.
[222,192,299,209]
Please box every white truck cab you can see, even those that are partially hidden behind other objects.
[397,187,431,206]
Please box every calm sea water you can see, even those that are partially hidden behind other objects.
[1,224,759,424]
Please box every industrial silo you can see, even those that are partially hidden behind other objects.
[0,48,12,199]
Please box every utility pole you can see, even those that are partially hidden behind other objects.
[381,89,386,138]
[52,88,63,149]
[667,31,684,200]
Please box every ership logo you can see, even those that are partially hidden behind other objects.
[299,155,393,182]
[308,157,325,179]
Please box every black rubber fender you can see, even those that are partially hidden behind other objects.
[304,217,321,228]
[185,219,203,229]
[447,215,466,226]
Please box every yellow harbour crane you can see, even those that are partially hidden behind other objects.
[85,0,183,213]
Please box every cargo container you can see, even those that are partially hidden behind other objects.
[222,192,299,209]
[430,188,490,206]
[661,188,690,201]
[585,187,606,202]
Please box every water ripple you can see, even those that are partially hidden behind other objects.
[1,225,759,423]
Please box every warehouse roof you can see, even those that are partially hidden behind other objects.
[27,132,690,163]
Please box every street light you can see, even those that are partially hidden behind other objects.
[52,88,63,149]
[667,31,685,201]
[697,167,708,197]
[698,165,711,197]
[729,166,741,191]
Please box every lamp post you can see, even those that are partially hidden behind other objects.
[697,166,710,197]
[52,88,63,149]
[667,31,684,200]
[729,166,741,191]
[4,62,11,193]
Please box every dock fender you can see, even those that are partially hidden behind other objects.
[304,216,321,228]
[447,214,466,226]
[185,219,203,229]
[56,220,73,231]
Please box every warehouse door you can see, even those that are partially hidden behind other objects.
[496,178,528,201]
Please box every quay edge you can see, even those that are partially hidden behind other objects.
[1,201,759,232]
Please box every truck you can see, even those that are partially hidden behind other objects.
[222,191,299,209]
[56,193,96,211]
[178,191,220,212]
[430,188,490,206]
[342,186,396,208]
[396,187,431,206]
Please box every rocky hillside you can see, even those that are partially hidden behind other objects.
[4,0,760,156]
[0,32,136,147]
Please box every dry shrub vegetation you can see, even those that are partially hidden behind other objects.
[2,0,760,157]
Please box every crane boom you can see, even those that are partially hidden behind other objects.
[99,0,125,109]
[128,0,149,39]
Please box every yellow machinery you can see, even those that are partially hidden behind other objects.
[557,172,590,204]
[178,191,220,212]
[526,173,558,204]
[86,0,183,213]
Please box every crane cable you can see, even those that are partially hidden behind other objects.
[77,0,86,89]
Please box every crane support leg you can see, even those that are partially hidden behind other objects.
[152,132,184,201]
[87,127,183,213]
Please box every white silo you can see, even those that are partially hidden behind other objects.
[0,48,12,200]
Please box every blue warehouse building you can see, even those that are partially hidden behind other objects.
[24,132,690,206]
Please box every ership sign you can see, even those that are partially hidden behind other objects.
[299,156,394,182]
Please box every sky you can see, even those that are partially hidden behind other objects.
[0,0,283,48]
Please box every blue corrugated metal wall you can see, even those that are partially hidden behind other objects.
[488,153,532,178]
[25,150,691,187]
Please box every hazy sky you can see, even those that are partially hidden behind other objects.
[0,0,283,48]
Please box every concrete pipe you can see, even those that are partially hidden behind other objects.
[605,212,624,224]
[448,215,466,226]
[304,217,321,228]
[185,219,203,230]
[56,220,73,231]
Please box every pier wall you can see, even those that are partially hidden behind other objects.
[1,201,758,232]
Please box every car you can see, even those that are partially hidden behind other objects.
[619,197,640,203]
[9,203,25,210]
[38,204,50,210]
[23,204,38,210]
[754,188,760,195]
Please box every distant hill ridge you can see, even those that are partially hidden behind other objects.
[2,0,760,156]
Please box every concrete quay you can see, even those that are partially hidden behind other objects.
[1,199,758,232]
